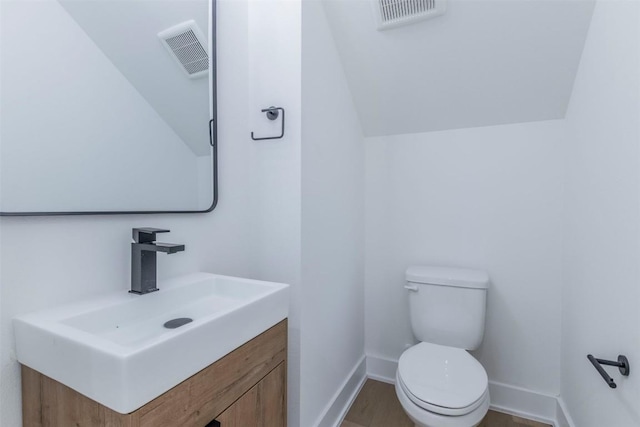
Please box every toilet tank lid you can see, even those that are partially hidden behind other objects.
[406,266,489,289]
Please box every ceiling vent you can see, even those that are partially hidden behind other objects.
[374,0,447,31]
[158,20,209,79]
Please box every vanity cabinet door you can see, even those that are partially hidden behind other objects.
[213,362,286,427]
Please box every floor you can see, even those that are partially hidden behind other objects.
[341,380,552,427]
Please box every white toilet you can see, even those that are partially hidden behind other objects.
[395,266,491,427]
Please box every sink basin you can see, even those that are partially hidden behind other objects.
[13,273,289,414]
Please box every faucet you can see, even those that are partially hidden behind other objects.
[130,228,185,295]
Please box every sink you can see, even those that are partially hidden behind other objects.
[13,273,289,414]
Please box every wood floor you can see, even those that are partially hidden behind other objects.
[341,380,551,427]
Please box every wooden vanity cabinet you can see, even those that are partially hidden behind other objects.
[21,320,287,427]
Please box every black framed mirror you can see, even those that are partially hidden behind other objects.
[0,0,217,216]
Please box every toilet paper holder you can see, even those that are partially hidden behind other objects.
[587,354,630,388]
[251,106,285,141]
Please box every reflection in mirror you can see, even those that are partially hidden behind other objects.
[0,0,215,214]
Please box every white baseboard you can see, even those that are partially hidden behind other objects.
[555,398,575,427]
[366,355,559,426]
[314,355,367,427]
[365,354,397,384]
[488,381,557,426]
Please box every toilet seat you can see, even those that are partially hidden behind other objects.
[398,373,488,416]
[395,370,490,427]
[397,342,488,416]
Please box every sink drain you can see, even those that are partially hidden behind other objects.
[164,318,193,329]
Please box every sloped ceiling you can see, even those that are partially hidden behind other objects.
[59,0,211,156]
[322,0,595,137]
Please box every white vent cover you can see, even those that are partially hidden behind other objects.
[158,20,209,79]
[374,0,447,30]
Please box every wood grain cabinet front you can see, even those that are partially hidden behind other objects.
[213,362,286,427]
[21,320,287,427]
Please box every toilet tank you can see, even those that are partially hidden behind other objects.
[405,266,489,350]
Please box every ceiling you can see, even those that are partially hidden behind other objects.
[322,0,595,137]
[59,0,211,156]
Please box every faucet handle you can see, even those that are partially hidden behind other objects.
[132,228,170,243]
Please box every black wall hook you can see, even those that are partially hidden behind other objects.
[251,106,285,141]
[587,354,630,388]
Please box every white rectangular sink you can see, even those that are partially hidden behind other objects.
[13,273,289,414]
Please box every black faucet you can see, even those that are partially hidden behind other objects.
[130,228,185,295]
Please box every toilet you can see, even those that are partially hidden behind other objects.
[395,266,491,427]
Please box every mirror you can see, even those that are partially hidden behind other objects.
[0,0,217,215]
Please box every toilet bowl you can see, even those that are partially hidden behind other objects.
[395,342,489,427]
[395,266,491,427]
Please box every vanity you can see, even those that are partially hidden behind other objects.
[14,273,290,427]
[21,320,286,426]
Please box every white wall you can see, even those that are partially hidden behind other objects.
[301,1,365,426]
[365,121,564,395]
[0,0,202,212]
[0,0,261,424]
[561,1,640,425]
[247,0,303,425]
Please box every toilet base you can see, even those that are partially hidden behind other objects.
[395,371,490,427]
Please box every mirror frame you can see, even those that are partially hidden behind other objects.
[0,0,218,216]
